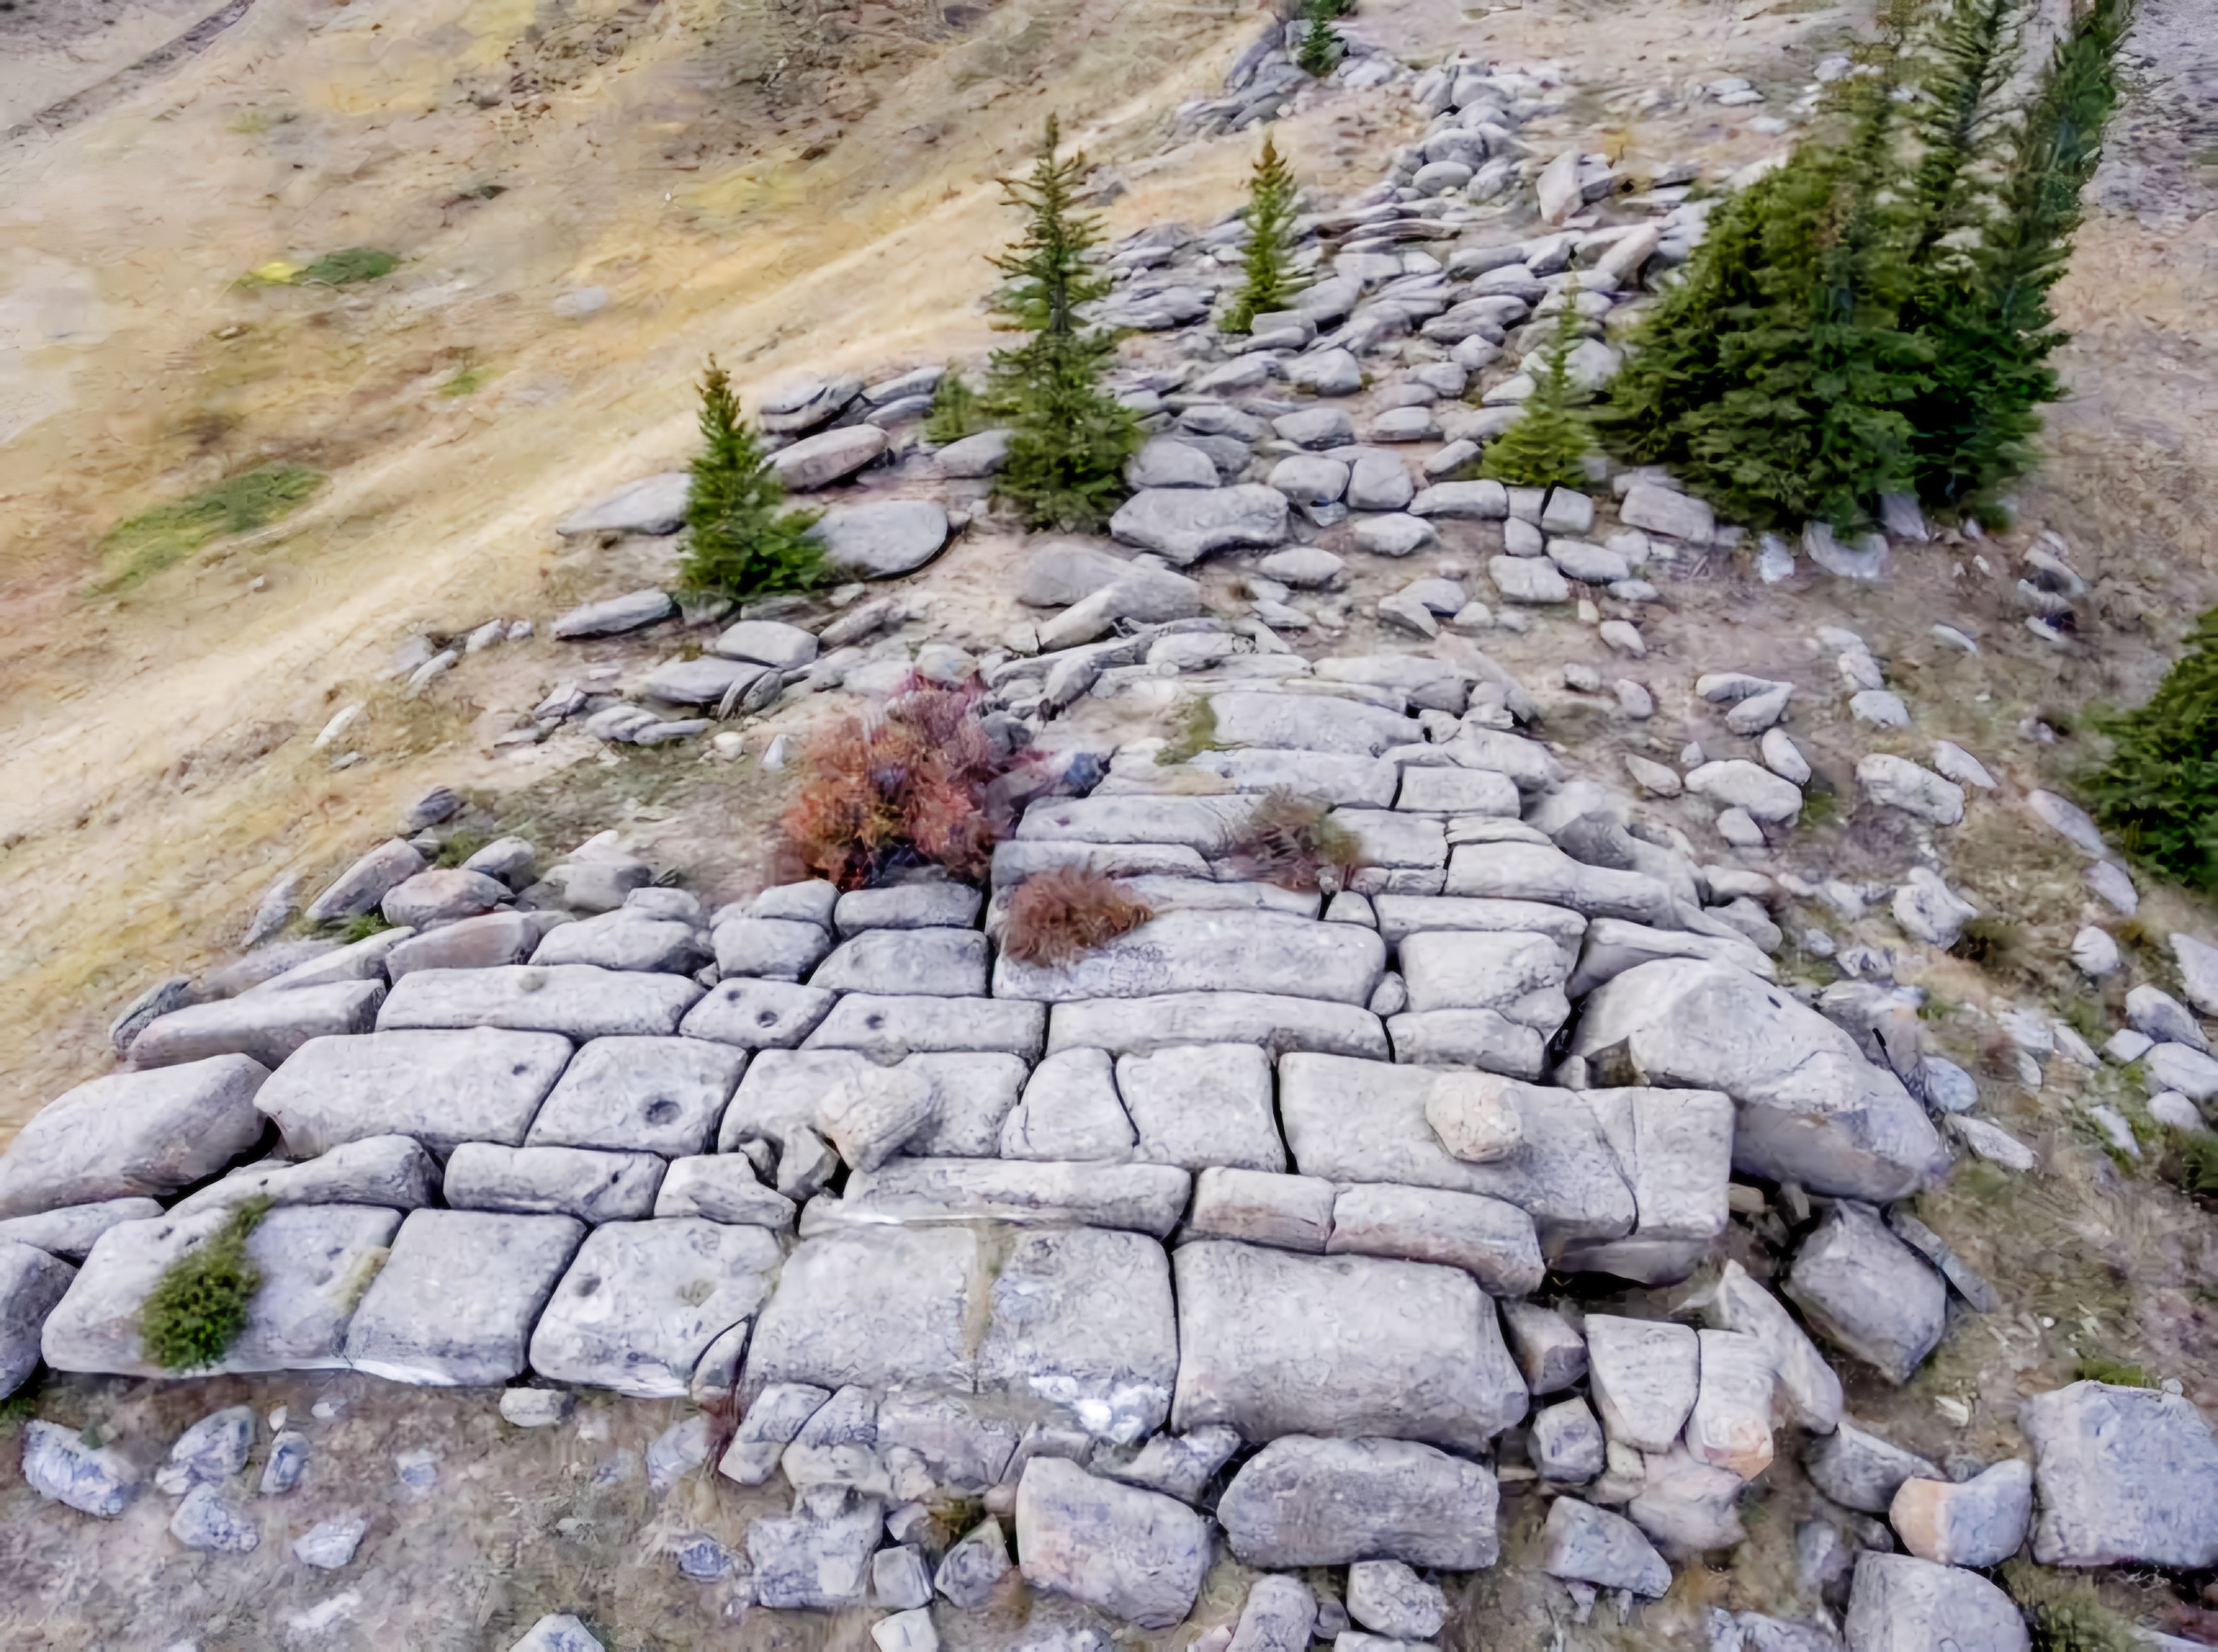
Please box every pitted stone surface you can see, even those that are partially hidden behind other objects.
[531,1219,782,1398]
[526,1036,747,1155]
[254,1029,574,1157]
[345,1210,584,1386]
[380,965,703,1038]
[996,910,1386,1005]
[0,1056,270,1219]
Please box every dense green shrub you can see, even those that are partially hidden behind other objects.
[923,367,992,443]
[1224,134,1306,334]
[2084,607,2218,889]
[1480,305,1594,490]
[984,118,1141,531]
[677,356,825,601]
[140,1198,272,1372]
[1296,15,1343,77]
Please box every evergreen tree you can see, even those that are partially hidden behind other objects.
[2085,604,2218,890]
[924,365,991,443]
[1904,0,2026,262]
[1224,134,1306,334]
[1905,0,2132,517]
[677,356,825,600]
[985,117,1141,531]
[1480,304,1594,490]
[1296,14,1343,77]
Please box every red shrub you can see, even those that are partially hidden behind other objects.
[1000,867,1154,966]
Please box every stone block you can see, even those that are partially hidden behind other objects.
[377,965,703,1038]
[1216,1436,1499,1568]
[344,1210,584,1385]
[1015,1458,1211,1629]
[807,1159,1190,1239]
[443,1143,665,1222]
[1585,1315,1698,1453]
[995,910,1386,1007]
[254,1029,574,1157]
[1047,993,1389,1061]
[1325,1182,1543,1296]
[529,1218,781,1398]
[1188,1167,1336,1252]
[1117,1043,1286,1172]
[680,978,836,1049]
[127,982,384,1070]
[0,1056,269,1219]
[525,1036,746,1156]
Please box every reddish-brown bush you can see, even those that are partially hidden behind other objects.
[1216,788,1364,890]
[781,679,1025,889]
[1000,867,1154,966]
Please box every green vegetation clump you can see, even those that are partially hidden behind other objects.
[2073,1355,2154,1388]
[2169,1132,2218,1198]
[300,247,401,286]
[93,463,322,592]
[1224,133,1306,334]
[984,118,1141,532]
[2003,1559,2145,1652]
[923,367,992,443]
[676,356,826,603]
[1481,304,1595,490]
[2084,606,2218,890]
[1295,15,1343,77]
[1155,697,1223,765]
[139,1198,271,1372]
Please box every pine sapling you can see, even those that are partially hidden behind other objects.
[677,356,825,601]
[1480,304,1593,491]
[1296,14,1343,77]
[924,365,992,443]
[2085,603,2218,891]
[1224,133,1306,333]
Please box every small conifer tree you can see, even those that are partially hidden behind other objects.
[677,356,824,600]
[985,117,1141,531]
[1296,14,1343,77]
[1480,305,1593,490]
[1224,134,1306,334]
[923,365,991,444]
[2085,604,2218,890]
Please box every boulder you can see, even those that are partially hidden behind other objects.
[21,1420,140,1516]
[1585,1315,1699,1453]
[171,1135,441,1217]
[931,428,1013,477]
[550,589,677,640]
[1171,1241,1527,1450]
[1216,1435,1499,1568]
[1016,542,1202,622]
[1858,755,1965,826]
[1686,1328,1776,1479]
[128,982,384,1071]
[1398,930,1569,1025]
[0,1242,76,1397]
[155,1403,256,1494]
[555,473,692,536]
[1489,556,1571,604]
[638,656,767,708]
[771,425,887,490]
[713,619,818,670]
[1705,1262,1844,1435]
[381,868,508,930]
[1209,691,1422,756]
[1128,437,1220,488]
[1187,1167,1337,1253]
[378,964,703,1038]
[810,499,950,576]
[1324,1182,1544,1297]
[1109,486,1292,565]
[304,840,427,923]
[1627,1442,1745,1553]
[1686,760,1802,823]
[1842,1554,2029,1652]
[0,1056,269,1219]
[0,1198,164,1262]
[994,910,1385,1007]
[714,917,834,980]
[530,1218,781,1398]
[1346,1561,1445,1641]
[1539,1497,1672,1597]
[1531,1395,1607,1482]
[1015,1458,1211,1629]
[1570,960,1947,1202]
[1891,1459,2031,1567]
[1784,1202,1946,1384]
[1502,1301,1588,1394]
[252,1028,573,1157]
[654,1157,796,1229]
[2021,1381,2218,1567]
[1805,1417,1941,1514]
[344,1210,585,1385]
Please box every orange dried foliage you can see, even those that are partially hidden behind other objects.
[1000,867,1153,966]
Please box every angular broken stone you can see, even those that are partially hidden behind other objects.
[530,1219,778,1398]
[1701,1260,1844,1435]
[1686,1328,1776,1479]
[345,1210,584,1386]
[1188,1167,1335,1252]
[1539,1496,1671,1597]
[996,910,1385,1008]
[1783,1202,1946,1385]
[2021,1380,2218,1568]
[0,1243,77,1397]
[155,1404,255,1495]
[1804,1417,1941,1514]
[443,1143,663,1223]
[1890,1458,2030,1568]
[127,982,384,1072]
[1109,485,1291,565]
[1531,1396,1606,1483]
[305,840,428,923]
[1842,1554,2029,1652]
[1216,1435,1499,1568]
[935,1515,1012,1608]
[1585,1316,1699,1454]
[1501,1301,1587,1394]
[1015,1458,1211,1629]
[1324,1182,1544,1297]
[1425,1069,1526,1162]
[652,1157,796,1229]
[1103,1425,1242,1504]
[719,1382,832,1485]
[1117,1043,1286,1173]
[1346,1560,1445,1641]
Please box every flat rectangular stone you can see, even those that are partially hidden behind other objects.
[803,1159,1192,1238]
[1581,1087,1733,1244]
[742,1227,982,1402]
[1398,930,1570,1024]
[443,1144,666,1222]
[994,910,1386,1006]
[1209,692,1424,757]
[1386,1009,1548,1077]
[654,1157,798,1229]
[1016,795,1251,852]
[809,930,989,996]
[0,1199,163,1262]
[1443,843,1676,925]
[129,982,385,1070]
[44,1205,402,1377]
[1047,993,1390,1061]
[976,1228,1178,1442]
[680,979,837,1049]
[1325,1183,1544,1297]
[345,1209,585,1386]
[1331,809,1447,870]
[1218,1436,1501,1569]
[1187,1167,1336,1252]
[525,1036,747,1156]
[1117,1044,1285,1173]
[377,965,703,1038]
[1279,1054,1635,1247]
[1565,917,1775,998]
[1372,895,1588,960]
[1171,1241,1527,1450]
[1191,749,1400,807]
[253,1029,575,1157]
[906,1053,1031,1156]
[713,918,832,980]
[991,841,1214,884]
[529,1218,782,1399]
[1097,877,1320,919]
[803,995,1046,1058]
[1395,766,1520,816]
[1348,867,1447,898]
[171,1135,439,1218]
[0,1056,270,1219]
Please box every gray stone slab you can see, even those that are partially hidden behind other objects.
[0,1199,163,1262]
[1047,993,1390,1060]
[1325,1182,1544,1297]
[1335,809,1449,873]
[305,840,427,923]
[20,1420,140,1517]
[1567,917,1775,998]
[1842,1554,2030,1652]
[1704,1260,1844,1435]
[834,883,982,935]
[0,1056,269,1219]
[556,472,691,536]
[1540,1497,1671,1597]
[0,1240,75,1397]
[385,912,555,977]
[681,978,836,1049]
[1016,794,1251,852]
[654,1156,798,1229]
[1117,1043,1285,1173]
[171,1135,440,1217]
[1208,692,1424,757]
[804,995,1047,1058]
[903,1053,1031,1155]
[2021,1380,2218,1567]
[1891,1458,2030,1568]
[1191,749,1400,807]
[1216,1436,1501,1568]
[976,1228,1178,1442]
[999,1047,1136,1161]
[1016,1458,1211,1629]
[1373,894,1588,959]
[1171,1241,1526,1450]
[1585,1314,1699,1453]
[444,1143,665,1222]
[712,917,833,980]
[532,913,708,974]
[1444,843,1676,924]
[1279,1055,1636,1246]
[1503,1300,1588,1394]
[129,982,385,1070]
[742,1226,981,1400]
[377,965,703,1038]
[529,1218,782,1398]
[44,1205,401,1377]
[1188,1167,1336,1253]
[344,1210,585,1385]
[253,1029,574,1157]
[1389,1008,1543,1079]
[1571,960,1948,1202]
[1579,1084,1733,1246]
[525,1036,747,1155]
[1784,1202,1946,1384]
[1398,930,1570,1026]
[810,928,989,996]
[805,1159,1191,1239]
[995,910,1386,1006]
[1804,1417,1941,1515]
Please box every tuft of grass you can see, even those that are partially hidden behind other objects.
[1950,913,2024,973]
[434,830,490,869]
[2003,1559,2146,1652]
[1156,698,1222,766]
[300,247,401,286]
[342,911,394,943]
[138,1198,271,1372]
[1797,784,1839,828]
[1217,789,1364,891]
[1001,867,1153,966]
[2073,1356,2154,1388]
[438,363,491,398]
[89,464,322,594]
[2168,1132,2218,1198]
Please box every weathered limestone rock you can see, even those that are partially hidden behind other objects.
[1047,993,1389,1061]
[1585,1316,1699,1453]
[551,590,676,640]
[1501,1301,1587,1393]
[1805,1417,1940,1514]
[1703,1260,1844,1434]
[1325,1183,1544,1297]
[1208,692,1423,757]
[530,1218,781,1398]
[129,982,384,1071]
[1171,1241,1526,1450]
[172,1135,440,1217]
[1398,930,1569,1027]
[444,1143,664,1222]
[1568,919,1774,998]
[1686,760,1803,823]
[1117,1043,1285,1172]
[1858,755,1965,826]
[1891,1459,2031,1567]
[1627,1442,1745,1552]
[1532,1395,1607,1482]
[996,910,1384,1007]
[749,1483,884,1608]
[0,1056,269,1218]
[1559,1086,1734,1283]
[344,1210,585,1385]
[1686,1328,1776,1479]
[713,917,833,980]
[386,912,556,977]
[45,1205,401,1377]
[681,978,836,1049]
[1443,843,1675,925]
[533,912,709,974]
[378,965,703,1038]
[773,425,888,491]
[974,1227,1180,1440]
[1346,1561,1445,1641]
[2021,1380,2218,1567]
[1229,1575,1317,1652]
[1015,1458,1211,1629]
[817,1063,940,1171]
[1110,486,1290,564]
[155,1403,255,1494]
[556,472,691,536]
[1105,1425,1242,1505]
[253,1028,573,1157]
[812,929,990,998]
[21,1419,140,1516]
[1189,1168,1336,1252]
[1783,1202,1946,1384]
[1540,1498,1671,1597]
[0,1242,76,1397]
[999,1047,1135,1161]
[0,1198,163,1261]
[1191,749,1400,808]
[814,1159,1190,1239]
[1216,1436,1499,1568]
[1571,960,1947,1202]
[382,868,509,930]
[1374,895,1586,957]
[305,840,426,922]
[1842,1554,2030,1652]
[1395,766,1518,815]
[934,1515,1011,1608]
[524,1036,746,1157]
[653,1156,795,1229]
[805,995,1046,1060]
